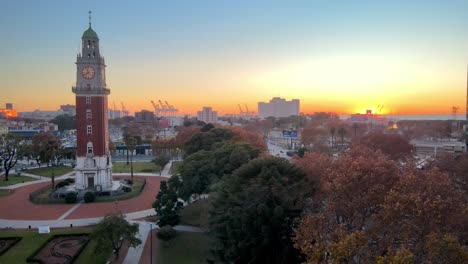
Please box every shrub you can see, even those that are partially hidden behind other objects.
[65,178,75,183]
[126,179,133,185]
[122,186,132,193]
[65,192,77,203]
[157,226,177,241]
[55,181,70,189]
[84,191,96,203]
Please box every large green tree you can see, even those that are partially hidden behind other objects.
[209,157,312,263]
[92,214,141,259]
[152,180,183,227]
[184,127,233,156]
[50,114,76,131]
[177,141,259,201]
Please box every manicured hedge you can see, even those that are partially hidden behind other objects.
[0,237,22,256]
[26,234,90,263]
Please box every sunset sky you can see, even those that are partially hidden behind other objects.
[2,0,468,115]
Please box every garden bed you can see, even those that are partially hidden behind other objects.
[0,237,22,256]
[26,234,89,263]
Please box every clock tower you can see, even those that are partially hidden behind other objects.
[72,12,112,190]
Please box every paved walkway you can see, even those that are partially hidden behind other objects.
[0,171,74,190]
[0,160,187,263]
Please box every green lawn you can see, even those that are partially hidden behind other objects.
[0,175,37,186]
[27,166,73,177]
[156,231,213,264]
[112,162,161,173]
[95,180,145,202]
[180,199,210,228]
[0,228,111,264]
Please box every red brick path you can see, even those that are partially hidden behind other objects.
[0,181,73,220]
[0,176,162,220]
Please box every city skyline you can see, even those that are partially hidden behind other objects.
[3,1,468,115]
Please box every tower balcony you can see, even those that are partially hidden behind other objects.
[72,86,110,95]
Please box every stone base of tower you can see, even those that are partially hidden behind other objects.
[74,155,112,190]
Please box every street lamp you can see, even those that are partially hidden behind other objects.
[150,223,153,264]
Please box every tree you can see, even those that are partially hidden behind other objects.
[228,126,267,152]
[294,147,400,263]
[200,123,215,132]
[329,126,336,148]
[123,129,142,181]
[184,128,233,156]
[376,168,467,263]
[177,141,260,201]
[92,214,141,259]
[354,132,413,160]
[177,150,216,200]
[294,147,468,263]
[337,126,346,144]
[209,157,312,263]
[32,132,60,189]
[0,134,23,181]
[152,181,183,226]
[50,114,76,131]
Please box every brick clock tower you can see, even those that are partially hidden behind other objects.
[72,13,112,190]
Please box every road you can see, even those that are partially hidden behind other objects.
[267,140,291,159]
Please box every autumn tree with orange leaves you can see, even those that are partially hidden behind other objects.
[353,132,413,160]
[228,126,267,152]
[294,146,468,263]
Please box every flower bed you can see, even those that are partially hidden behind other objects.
[0,237,22,256]
[26,234,89,263]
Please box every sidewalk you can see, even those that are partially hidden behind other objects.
[0,171,74,190]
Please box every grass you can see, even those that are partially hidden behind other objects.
[0,227,111,264]
[0,189,14,197]
[95,180,145,202]
[0,175,37,186]
[112,161,161,173]
[156,231,213,264]
[180,199,210,228]
[27,166,73,177]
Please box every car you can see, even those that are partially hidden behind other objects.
[20,165,28,171]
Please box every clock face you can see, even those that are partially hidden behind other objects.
[82,67,95,79]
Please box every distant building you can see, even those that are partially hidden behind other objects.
[197,107,218,123]
[258,97,299,119]
[19,110,62,120]
[411,139,466,157]
[135,110,155,125]
[60,104,76,116]
[9,130,41,140]
[0,120,7,135]
[159,116,183,128]
[0,103,18,119]
[108,109,121,119]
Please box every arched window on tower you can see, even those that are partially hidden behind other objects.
[92,51,95,58]
[92,41,95,49]
[87,40,91,48]
[87,142,94,154]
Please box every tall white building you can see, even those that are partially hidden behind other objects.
[258,97,300,119]
[197,107,218,123]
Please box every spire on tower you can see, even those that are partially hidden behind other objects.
[88,11,92,27]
